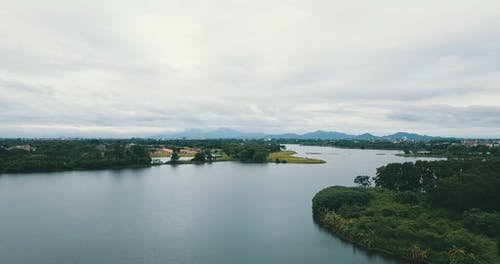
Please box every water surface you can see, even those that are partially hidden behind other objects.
[0,145,441,263]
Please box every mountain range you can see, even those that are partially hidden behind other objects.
[158,128,440,141]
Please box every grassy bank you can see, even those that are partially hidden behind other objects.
[312,186,500,263]
[268,151,326,164]
[161,151,325,165]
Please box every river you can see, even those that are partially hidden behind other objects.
[0,145,442,263]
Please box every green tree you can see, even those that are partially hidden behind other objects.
[354,175,372,188]
[192,152,206,162]
[463,209,500,237]
[170,152,179,163]
[205,150,213,162]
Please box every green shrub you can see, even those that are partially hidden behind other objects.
[463,209,500,238]
[382,208,397,217]
[192,152,206,162]
[313,186,500,263]
[497,237,500,256]
[394,191,419,205]
[312,186,373,216]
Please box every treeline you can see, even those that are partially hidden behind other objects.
[125,138,281,153]
[222,143,281,163]
[276,138,460,151]
[313,159,500,263]
[0,139,151,173]
[276,138,500,157]
[374,159,500,212]
[0,139,284,172]
[144,138,281,163]
[177,143,281,163]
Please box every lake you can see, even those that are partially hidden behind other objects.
[0,145,442,264]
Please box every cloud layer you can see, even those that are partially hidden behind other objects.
[1,0,500,137]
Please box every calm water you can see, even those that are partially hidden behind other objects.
[0,145,441,264]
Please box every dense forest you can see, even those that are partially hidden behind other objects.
[313,159,500,263]
[0,139,151,173]
[374,160,500,212]
[0,139,283,173]
[221,143,281,163]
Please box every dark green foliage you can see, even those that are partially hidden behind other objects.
[170,152,179,163]
[312,186,373,215]
[233,145,269,163]
[128,145,150,164]
[354,175,371,187]
[192,152,206,162]
[393,191,419,205]
[374,159,500,213]
[374,162,421,192]
[427,172,500,213]
[267,144,282,153]
[0,139,285,172]
[381,208,397,217]
[314,158,500,263]
[463,209,500,238]
[252,151,268,163]
[312,187,500,263]
[497,238,500,257]
[307,142,500,263]
[0,139,151,173]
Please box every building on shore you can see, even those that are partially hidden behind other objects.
[179,149,198,155]
[150,148,174,156]
[7,144,35,152]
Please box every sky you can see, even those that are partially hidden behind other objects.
[1,0,500,138]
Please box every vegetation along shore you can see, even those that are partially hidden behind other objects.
[0,139,326,173]
[312,159,500,263]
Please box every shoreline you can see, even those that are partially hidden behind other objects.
[314,212,404,263]
[268,151,326,164]
[2,151,326,174]
[312,186,500,263]
[0,164,152,175]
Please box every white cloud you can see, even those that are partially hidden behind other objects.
[1,0,500,138]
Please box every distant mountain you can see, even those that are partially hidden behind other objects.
[300,130,355,139]
[164,128,266,139]
[357,133,378,140]
[268,130,356,139]
[381,132,437,141]
[158,129,440,141]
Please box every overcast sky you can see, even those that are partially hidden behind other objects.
[1,0,500,138]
